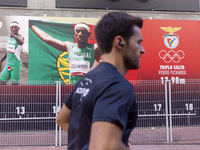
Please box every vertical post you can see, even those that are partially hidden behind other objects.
[168,81,173,142]
[58,81,62,147]
[55,81,59,147]
[165,80,169,143]
[187,113,190,126]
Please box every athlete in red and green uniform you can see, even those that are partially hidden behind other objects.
[0,21,24,85]
[30,22,100,85]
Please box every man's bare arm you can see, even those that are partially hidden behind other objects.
[10,33,24,45]
[0,53,7,63]
[29,23,72,52]
[0,53,7,71]
[89,44,101,70]
[89,121,128,150]
[94,44,101,62]
[56,104,71,132]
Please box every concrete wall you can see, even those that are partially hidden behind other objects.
[0,0,200,20]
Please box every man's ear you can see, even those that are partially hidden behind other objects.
[115,36,125,49]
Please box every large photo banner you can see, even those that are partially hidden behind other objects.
[28,18,98,85]
[1,16,200,85]
[137,19,200,84]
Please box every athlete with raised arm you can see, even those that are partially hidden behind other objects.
[0,21,24,85]
[29,22,100,84]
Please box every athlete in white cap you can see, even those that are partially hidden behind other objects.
[0,21,24,85]
[29,22,100,84]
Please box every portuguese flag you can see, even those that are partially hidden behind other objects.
[28,20,74,85]
[28,20,96,85]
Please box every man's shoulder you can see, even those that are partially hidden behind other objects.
[87,62,131,87]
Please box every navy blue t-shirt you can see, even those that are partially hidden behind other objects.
[65,62,138,150]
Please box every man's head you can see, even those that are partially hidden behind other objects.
[74,23,91,46]
[95,11,145,70]
[10,21,20,35]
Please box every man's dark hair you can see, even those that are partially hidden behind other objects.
[95,11,143,54]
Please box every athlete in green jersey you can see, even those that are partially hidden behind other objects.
[0,21,24,85]
[69,43,95,84]
[30,22,100,84]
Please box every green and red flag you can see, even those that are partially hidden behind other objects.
[28,20,96,85]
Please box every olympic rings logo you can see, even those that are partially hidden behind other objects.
[159,50,185,63]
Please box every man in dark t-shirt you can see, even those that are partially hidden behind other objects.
[56,11,145,150]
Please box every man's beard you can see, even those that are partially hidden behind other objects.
[124,56,139,70]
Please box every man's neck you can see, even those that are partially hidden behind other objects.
[77,42,88,48]
[101,53,127,76]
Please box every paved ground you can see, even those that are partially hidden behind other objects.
[1,144,200,150]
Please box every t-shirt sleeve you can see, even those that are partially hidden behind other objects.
[65,90,74,110]
[92,82,134,131]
